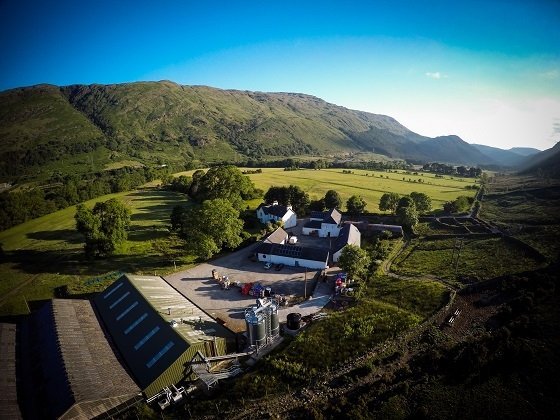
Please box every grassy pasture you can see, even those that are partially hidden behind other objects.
[392,237,545,281]
[246,168,476,211]
[0,187,190,316]
[173,168,478,211]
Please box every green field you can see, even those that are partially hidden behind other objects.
[392,237,545,281]
[173,167,478,211]
[0,187,191,315]
[0,168,476,316]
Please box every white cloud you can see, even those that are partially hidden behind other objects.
[539,69,559,80]
[425,71,447,79]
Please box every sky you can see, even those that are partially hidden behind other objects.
[1,0,559,150]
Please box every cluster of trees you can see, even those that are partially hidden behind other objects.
[235,158,410,171]
[422,162,482,177]
[163,165,262,210]
[75,198,131,257]
[379,192,431,231]
[264,185,310,215]
[169,166,259,259]
[380,192,431,214]
[264,186,367,217]
[0,166,167,231]
[443,195,474,214]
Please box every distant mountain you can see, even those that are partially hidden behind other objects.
[509,147,541,156]
[519,142,560,178]
[0,81,506,180]
[471,144,530,167]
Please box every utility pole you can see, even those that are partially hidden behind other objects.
[451,238,464,276]
[304,269,307,299]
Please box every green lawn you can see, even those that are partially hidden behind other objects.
[392,237,545,281]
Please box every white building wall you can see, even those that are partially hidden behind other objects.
[282,210,297,229]
[320,223,341,238]
[302,227,320,236]
[257,253,328,270]
[333,248,344,263]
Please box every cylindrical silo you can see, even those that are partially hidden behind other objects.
[268,304,279,337]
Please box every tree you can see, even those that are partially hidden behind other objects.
[396,205,419,232]
[410,192,432,214]
[264,185,310,214]
[75,198,131,257]
[379,192,400,214]
[338,245,370,282]
[193,165,259,209]
[346,195,367,216]
[178,199,244,259]
[397,196,414,209]
[324,190,342,209]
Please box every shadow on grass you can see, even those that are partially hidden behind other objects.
[26,229,83,244]
[127,225,169,242]
[3,248,173,277]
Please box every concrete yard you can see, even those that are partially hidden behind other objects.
[165,242,323,332]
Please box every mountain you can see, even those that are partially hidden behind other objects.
[509,147,541,156]
[0,81,497,180]
[471,144,531,167]
[519,142,560,178]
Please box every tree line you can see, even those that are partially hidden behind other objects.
[0,166,169,231]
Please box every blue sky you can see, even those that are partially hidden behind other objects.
[1,0,559,150]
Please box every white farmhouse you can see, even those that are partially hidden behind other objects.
[256,201,297,229]
[332,223,361,263]
[302,208,342,237]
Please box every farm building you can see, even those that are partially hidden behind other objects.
[16,274,234,419]
[0,323,21,420]
[256,243,330,270]
[93,274,234,399]
[303,208,342,237]
[24,299,142,419]
[263,227,289,244]
[332,223,362,262]
[256,201,297,229]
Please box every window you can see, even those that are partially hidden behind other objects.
[134,326,160,350]
[146,341,175,368]
[109,291,130,309]
[124,313,148,335]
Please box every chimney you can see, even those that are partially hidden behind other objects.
[272,200,279,206]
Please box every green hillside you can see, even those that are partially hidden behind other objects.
[0,81,496,182]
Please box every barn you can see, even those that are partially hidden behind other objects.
[256,243,329,270]
[332,223,362,262]
[93,274,234,398]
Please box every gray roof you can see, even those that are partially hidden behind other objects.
[323,208,342,225]
[304,220,322,229]
[0,323,22,420]
[309,211,327,220]
[257,242,329,263]
[35,299,140,419]
[257,203,292,218]
[265,227,289,244]
[334,223,361,252]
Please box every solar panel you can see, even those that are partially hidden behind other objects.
[103,282,123,299]
[273,244,303,257]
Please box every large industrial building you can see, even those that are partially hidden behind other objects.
[94,274,234,398]
[13,274,235,419]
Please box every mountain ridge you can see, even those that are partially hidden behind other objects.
[0,81,520,180]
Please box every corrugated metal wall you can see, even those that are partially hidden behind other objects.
[143,337,227,398]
